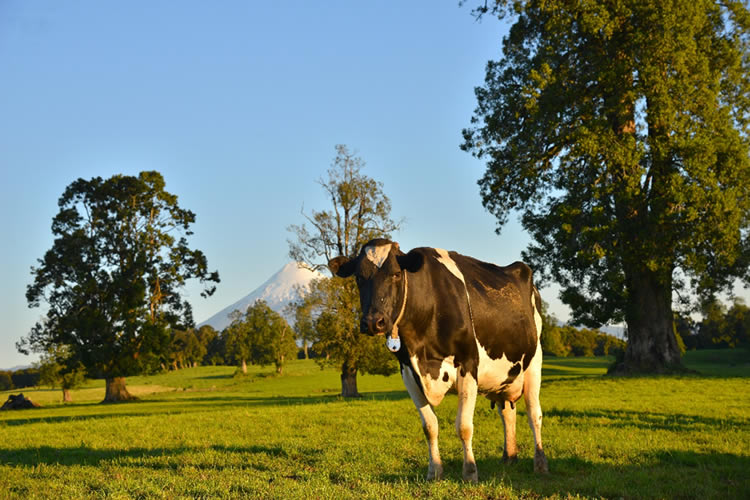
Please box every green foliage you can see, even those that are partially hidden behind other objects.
[681,298,750,349]
[19,171,220,383]
[541,324,626,359]
[539,300,626,358]
[286,295,316,359]
[0,372,12,391]
[37,346,86,391]
[224,300,297,374]
[168,329,206,370]
[303,277,399,377]
[287,145,402,394]
[288,145,401,270]
[463,0,750,371]
[9,368,40,389]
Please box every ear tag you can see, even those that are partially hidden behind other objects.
[386,335,400,352]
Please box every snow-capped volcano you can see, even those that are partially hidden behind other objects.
[198,262,325,331]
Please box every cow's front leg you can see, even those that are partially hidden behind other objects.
[499,399,518,463]
[456,370,479,482]
[401,367,443,480]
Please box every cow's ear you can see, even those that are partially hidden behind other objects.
[397,250,424,273]
[328,256,356,278]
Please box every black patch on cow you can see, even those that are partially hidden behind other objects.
[501,362,523,386]
[396,250,424,273]
[442,372,449,382]
[451,254,539,371]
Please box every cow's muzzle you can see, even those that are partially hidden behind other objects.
[362,311,389,336]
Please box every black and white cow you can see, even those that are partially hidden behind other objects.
[329,239,549,481]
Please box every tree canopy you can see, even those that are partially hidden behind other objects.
[463,0,750,373]
[20,171,219,401]
[288,145,401,396]
[224,300,296,375]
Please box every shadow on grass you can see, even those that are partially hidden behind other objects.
[545,407,749,432]
[378,451,750,498]
[0,443,323,472]
[0,390,410,427]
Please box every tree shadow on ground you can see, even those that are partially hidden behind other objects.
[544,407,748,432]
[378,451,750,498]
[0,390,410,427]
[0,443,324,472]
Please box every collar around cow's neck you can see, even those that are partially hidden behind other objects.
[386,271,408,352]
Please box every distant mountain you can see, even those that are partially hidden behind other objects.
[198,262,324,331]
[2,364,32,372]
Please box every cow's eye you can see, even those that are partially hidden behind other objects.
[392,272,401,281]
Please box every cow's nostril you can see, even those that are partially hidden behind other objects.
[375,317,386,332]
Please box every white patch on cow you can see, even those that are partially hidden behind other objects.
[434,248,465,284]
[434,248,477,339]
[532,290,542,339]
[409,354,455,407]
[402,364,428,408]
[364,243,392,268]
[401,365,443,480]
[475,340,525,400]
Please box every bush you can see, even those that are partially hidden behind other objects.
[11,368,40,389]
[0,371,13,391]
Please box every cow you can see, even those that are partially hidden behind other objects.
[328,238,549,482]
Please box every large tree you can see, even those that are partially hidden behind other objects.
[288,145,401,396]
[462,0,750,373]
[20,171,219,401]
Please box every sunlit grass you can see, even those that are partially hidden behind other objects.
[1,352,748,498]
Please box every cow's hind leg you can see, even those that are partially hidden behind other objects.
[499,400,518,463]
[523,343,549,473]
[401,367,443,480]
[456,371,479,482]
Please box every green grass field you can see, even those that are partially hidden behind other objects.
[1,350,748,499]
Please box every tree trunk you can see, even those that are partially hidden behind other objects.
[303,341,309,359]
[340,360,360,397]
[62,388,72,403]
[241,359,247,374]
[610,268,684,374]
[103,377,136,402]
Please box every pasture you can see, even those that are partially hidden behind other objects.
[1,351,748,499]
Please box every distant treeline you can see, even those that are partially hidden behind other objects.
[5,298,747,392]
[541,324,627,358]
[676,298,750,350]
[0,368,41,391]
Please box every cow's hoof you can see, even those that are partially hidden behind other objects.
[534,451,549,474]
[426,463,443,481]
[502,451,518,465]
[463,462,478,483]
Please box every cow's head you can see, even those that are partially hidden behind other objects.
[328,239,423,336]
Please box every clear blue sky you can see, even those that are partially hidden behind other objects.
[0,1,585,370]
